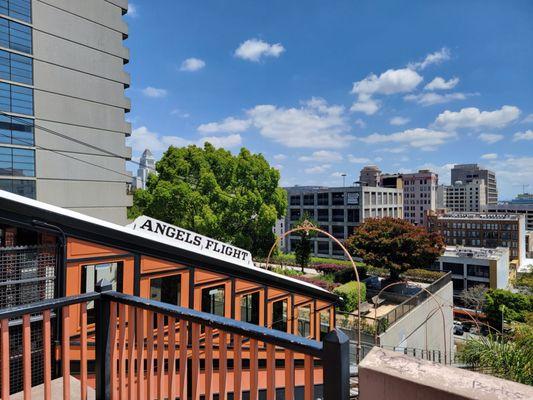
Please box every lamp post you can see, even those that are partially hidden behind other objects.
[341,173,347,187]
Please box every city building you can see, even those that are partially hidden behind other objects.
[451,164,498,204]
[483,194,533,231]
[285,184,403,257]
[438,179,487,212]
[427,212,526,265]
[132,148,155,190]
[400,170,438,226]
[0,0,132,224]
[359,165,381,187]
[434,246,510,299]
[273,217,286,250]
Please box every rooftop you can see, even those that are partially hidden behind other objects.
[442,246,509,260]
[435,212,523,221]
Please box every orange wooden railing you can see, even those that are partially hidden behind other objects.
[0,284,350,400]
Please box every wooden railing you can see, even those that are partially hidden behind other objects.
[0,281,350,399]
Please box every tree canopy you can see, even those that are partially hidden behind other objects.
[129,143,287,257]
[483,289,533,330]
[344,217,445,281]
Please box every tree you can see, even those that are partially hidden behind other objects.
[344,217,445,281]
[129,143,287,257]
[483,289,533,331]
[293,216,317,272]
[460,285,488,315]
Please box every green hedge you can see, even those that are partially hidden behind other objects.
[402,268,445,282]
[333,281,366,313]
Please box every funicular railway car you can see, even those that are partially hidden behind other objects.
[0,190,339,398]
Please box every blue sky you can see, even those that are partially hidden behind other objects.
[125,0,533,200]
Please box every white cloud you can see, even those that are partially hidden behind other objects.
[424,77,459,91]
[331,171,346,178]
[305,164,331,174]
[360,128,456,151]
[170,109,190,118]
[142,86,168,98]
[522,114,533,124]
[478,133,504,144]
[180,58,206,72]
[481,153,498,160]
[246,98,353,148]
[488,156,533,198]
[234,39,285,62]
[273,154,287,161]
[352,68,423,96]
[354,118,366,128]
[382,146,408,153]
[409,47,451,70]
[197,117,251,134]
[351,68,422,115]
[127,3,138,18]
[513,130,533,141]
[390,116,410,126]
[347,155,371,163]
[299,150,343,163]
[404,92,468,106]
[128,126,242,155]
[433,105,521,131]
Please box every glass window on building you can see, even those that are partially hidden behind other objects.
[319,310,330,340]
[467,264,489,278]
[332,225,344,239]
[0,178,34,198]
[0,18,32,54]
[297,305,311,337]
[317,192,329,206]
[290,208,301,221]
[82,262,122,324]
[442,262,464,275]
[0,0,32,22]
[272,299,287,332]
[201,285,225,317]
[0,146,34,176]
[317,209,328,222]
[347,209,359,223]
[332,209,344,222]
[150,274,181,306]
[0,82,33,115]
[303,193,314,206]
[332,242,344,256]
[317,241,329,254]
[0,50,32,85]
[240,291,260,325]
[290,195,300,206]
[332,192,344,205]
[452,278,464,291]
[0,115,33,145]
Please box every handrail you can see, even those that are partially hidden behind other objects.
[103,291,324,357]
[0,292,100,320]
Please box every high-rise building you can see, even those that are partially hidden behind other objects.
[439,179,487,213]
[132,149,155,190]
[483,193,533,231]
[400,170,438,226]
[451,164,498,204]
[359,165,381,187]
[0,0,132,224]
[285,184,403,258]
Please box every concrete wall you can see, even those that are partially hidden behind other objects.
[32,0,132,224]
[378,282,453,356]
[359,347,533,400]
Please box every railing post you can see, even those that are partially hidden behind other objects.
[95,279,113,400]
[323,329,350,400]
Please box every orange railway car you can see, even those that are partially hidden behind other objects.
[0,190,339,395]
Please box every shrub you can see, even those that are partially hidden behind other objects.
[334,265,368,284]
[295,275,340,292]
[333,281,366,313]
[403,268,445,282]
[271,267,303,277]
[314,263,346,275]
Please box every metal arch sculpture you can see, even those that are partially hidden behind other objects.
[265,220,364,362]
[372,280,451,363]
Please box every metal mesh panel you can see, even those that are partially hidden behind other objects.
[0,245,56,309]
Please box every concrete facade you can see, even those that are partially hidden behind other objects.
[285,185,403,257]
[451,163,498,205]
[439,179,487,213]
[0,0,132,224]
[484,203,533,231]
[401,170,438,226]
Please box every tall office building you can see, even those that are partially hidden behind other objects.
[451,164,498,204]
[400,170,438,226]
[0,0,132,224]
[439,179,487,213]
[132,148,155,190]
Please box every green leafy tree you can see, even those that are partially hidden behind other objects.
[293,216,317,272]
[129,143,287,257]
[344,217,445,281]
[483,289,533,331]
